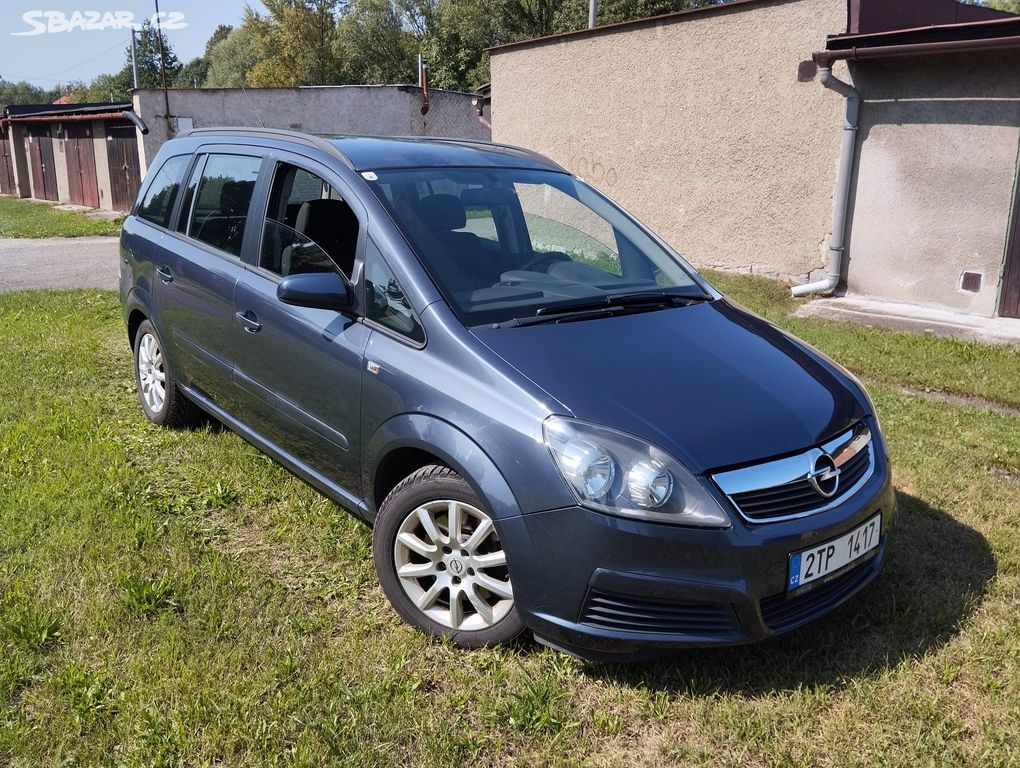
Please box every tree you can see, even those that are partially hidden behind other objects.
[552,0,722,32]
[205,26,260,88]
[131,19,183,90]
[0,79,63,107]
[964,0,1020,12]
[245,0,346,87]
[335,0,418,84]
[171,24,235,89]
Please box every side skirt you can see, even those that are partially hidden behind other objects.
[179,384,374,524]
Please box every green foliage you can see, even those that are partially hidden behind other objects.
[335,0,419,84]
[0,80,67,107]
[204,26,259,88]
[553,0,723,32]
[120,574,180,617]
[3,606,63,652]
[0,198,123,238]
[245,0,346,87]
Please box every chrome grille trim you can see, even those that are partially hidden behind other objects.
[712,424,875,524]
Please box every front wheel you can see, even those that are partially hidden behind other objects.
[373,465,525,648]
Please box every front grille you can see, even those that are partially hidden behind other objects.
[712,423,876,523]
[759,559,876,632]
[579,590,737,636]
[731,445,872,521]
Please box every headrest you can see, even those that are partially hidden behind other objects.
[418,194,466,232]
[296,198,359,244]
[219,180,252,216]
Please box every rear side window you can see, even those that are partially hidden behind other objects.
[136,155,189,228]
[186,154,261,258]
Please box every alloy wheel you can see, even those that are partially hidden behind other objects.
[137,332,166,413]
[393,499,514,631]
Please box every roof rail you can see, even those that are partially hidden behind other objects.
[176,126,355,169]
[404,135,567,173]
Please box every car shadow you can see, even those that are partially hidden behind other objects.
[580,491,995,694]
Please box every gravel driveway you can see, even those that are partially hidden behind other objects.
[0,236,120,293]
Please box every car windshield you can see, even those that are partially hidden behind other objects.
[366,167,708,327]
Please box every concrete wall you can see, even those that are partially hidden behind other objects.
[133,85,491,175]
[489,0,848,281]
[845,51,1020,316]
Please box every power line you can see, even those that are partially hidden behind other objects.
[16,37,126,81]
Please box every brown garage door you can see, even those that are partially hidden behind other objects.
[25,126,58,201]
[0,134,15,195]
[64,123,100,209]
[106,123,141,212]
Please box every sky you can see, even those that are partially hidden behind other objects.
[1,1,266,89]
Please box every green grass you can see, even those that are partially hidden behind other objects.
[0,196,123,238]
[1,285,1018,766]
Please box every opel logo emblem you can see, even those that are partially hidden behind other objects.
[449,559,465,575]
[807,453,841,498]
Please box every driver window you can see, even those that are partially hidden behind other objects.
[260,163,359,279]
[514,182,622,276]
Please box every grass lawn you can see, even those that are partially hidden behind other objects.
[1,281,1018,767]
[0,196,123,238]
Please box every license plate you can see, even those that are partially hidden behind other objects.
[788,513,881,590]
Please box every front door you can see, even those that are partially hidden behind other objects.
[155,150,264,406]
[231,157,369,493]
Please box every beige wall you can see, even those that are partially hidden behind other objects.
[846,51,1020,316]
[133,85,491,175]
[490,0,848,281]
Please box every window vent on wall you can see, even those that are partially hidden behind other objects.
[960,271,983,293]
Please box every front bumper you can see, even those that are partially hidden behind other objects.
[498,452,895,662]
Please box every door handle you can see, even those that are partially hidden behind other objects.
[236,310,262,334]
[155,265,173,284]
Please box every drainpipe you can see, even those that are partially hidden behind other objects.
[792,66,861,297]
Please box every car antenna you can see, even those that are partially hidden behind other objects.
[240,84,266,128]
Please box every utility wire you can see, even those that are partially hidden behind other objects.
[17,38,126,81]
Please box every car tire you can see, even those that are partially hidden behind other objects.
[373,464,525,648]
[133,319,199,429]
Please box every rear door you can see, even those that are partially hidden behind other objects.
[231,154,370,493]
[154,148,266,408]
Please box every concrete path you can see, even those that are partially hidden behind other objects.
[0,237,120,293]
[795,295,1020,348]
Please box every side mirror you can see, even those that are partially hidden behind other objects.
[277,271,356,312]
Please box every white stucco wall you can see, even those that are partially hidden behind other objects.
[845,51,1020,316]
[490,0,848,281]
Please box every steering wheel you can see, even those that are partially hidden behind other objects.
[521,251,571,272]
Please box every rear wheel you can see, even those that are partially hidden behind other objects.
[373,465,525,648]
[133,320,199,428]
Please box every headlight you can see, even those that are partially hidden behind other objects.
[543,416,730,527]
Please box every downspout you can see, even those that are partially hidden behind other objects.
[792,67,861,297]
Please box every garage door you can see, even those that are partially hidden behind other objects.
[64,123,100,209]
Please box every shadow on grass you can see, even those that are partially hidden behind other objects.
[582,491,995,694]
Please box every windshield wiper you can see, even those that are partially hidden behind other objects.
[488,290,713,329]
[534,289,712,317]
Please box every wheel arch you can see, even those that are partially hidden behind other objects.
[365,414,522,522]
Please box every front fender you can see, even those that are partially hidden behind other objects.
[364,413,522,523]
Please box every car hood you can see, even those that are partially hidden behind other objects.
[472,300,867,474]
